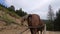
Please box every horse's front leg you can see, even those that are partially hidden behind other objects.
[40,30,42,34]
[36,31,39,34]
[32,28,37,34]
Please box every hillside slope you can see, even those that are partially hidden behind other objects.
[0,5,23,31]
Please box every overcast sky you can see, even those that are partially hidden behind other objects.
[0,0,60,19]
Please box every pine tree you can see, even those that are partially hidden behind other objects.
[8,5,15,11]
[16,8,27,17]
[47,5,54,22]
[54,9,60,31]
[47,5,54,31]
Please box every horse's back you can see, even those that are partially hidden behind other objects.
[31,14,40,26]
[31,14,44,29]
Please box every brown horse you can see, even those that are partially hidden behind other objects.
[21,14,46,34]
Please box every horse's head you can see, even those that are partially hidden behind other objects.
[21,15,29,25]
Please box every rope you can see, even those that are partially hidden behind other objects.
[19,25,44,34]
[22,25,44,28]
[20,28,29,34]
[19,24,46,34]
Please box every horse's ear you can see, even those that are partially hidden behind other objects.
[28,14,32,18]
